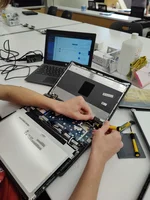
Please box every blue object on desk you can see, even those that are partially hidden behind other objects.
[81,5,87,11]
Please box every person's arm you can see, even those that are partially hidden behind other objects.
[146,0,150,15]
[146,4,150,15]
[0,85,93,120]
[69,122,123,200]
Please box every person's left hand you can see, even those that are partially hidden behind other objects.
[57,96,93,120]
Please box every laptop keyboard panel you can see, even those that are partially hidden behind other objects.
[36,65,66,77]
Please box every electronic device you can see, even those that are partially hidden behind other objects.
[93,51,113,68]
[132,109,150,151]
[0,62,131,200]
[26,54,43,63]
[94,0,105,3]
[11,0,43,7]
[25,30,96,87]
[93,47,120,73]
[22,11,38,15]
[1,11,20,26]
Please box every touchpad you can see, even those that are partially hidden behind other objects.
[44,77,57,84]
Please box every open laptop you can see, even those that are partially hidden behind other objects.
[0,63,131,199]
[25,29,96,86]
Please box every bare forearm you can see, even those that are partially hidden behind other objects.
[69,154,105,200]
[146,4,149,15]
[70,122,123,200]
[0,85,61,112]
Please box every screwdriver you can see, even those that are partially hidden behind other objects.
[109,121,135,132]
[130,126,140,157]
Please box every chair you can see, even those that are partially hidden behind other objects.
[98,4,107,12]
[110,21,143,36]
[146,31,150,38]
[130,6,144,19]
[47,6,57,16]
[61,10,72,20]
[88,1,96,11]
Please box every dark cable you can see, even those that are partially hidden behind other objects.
[0,40,43,62]
[0,40,41,80]
[4,65,39,80]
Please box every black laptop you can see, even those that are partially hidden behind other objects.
[26,29,96,86]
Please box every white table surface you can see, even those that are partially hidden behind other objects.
[48,23,150,200]
[0,25,149,200]
[56,5,140,22]
[0,5,81,36]
[49,23,149,59]
[107,7,131,14]
[0,31,50,117]
[144,184,150,200]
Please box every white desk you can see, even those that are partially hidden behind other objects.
[0,6,81,36]
[107,7,131,15]
[47,23,150,200]
[56,5,140,22]
[0,26,149,200]
[47,109,150,200]
[0,31,50,117]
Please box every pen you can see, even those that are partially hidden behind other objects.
[130,127,140,157]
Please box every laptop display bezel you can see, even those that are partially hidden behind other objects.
[44,29,96,68]
[48,62,131,122]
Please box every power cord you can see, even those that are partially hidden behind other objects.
[0,64,38,80]
[0,40,43,62]
[0,40,42,80]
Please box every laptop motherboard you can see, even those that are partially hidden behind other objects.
[38,109,93,150]
[26,106,103,152]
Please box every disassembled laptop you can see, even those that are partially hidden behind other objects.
[0,62,131,200]
[25,61,131,174]
[25,104,102,155]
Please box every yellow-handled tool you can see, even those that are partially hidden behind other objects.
[109,121,135,133]
[130,127,140,157]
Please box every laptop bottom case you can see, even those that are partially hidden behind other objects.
[25,70,57,87]
[0,109,70,199]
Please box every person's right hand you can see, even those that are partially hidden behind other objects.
[91,121,123,164]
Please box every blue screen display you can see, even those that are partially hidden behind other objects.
[46,36,92,65]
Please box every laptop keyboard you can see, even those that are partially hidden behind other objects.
[36,64,66,77]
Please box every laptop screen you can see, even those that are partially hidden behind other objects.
[44,30,96,67]
[47,36,92,65]
[50,62,130,122]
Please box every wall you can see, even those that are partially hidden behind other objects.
[105,0,117,6]
[47,0,117,8]
[47,0,88,8]
[124,0,131,8]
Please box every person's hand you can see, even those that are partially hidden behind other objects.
[57,96,93,120]
[91,121,123,164]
